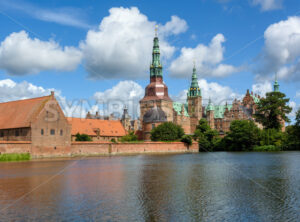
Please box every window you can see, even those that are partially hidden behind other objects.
[50,129,55,135]
[152,124,155,129]
[41,129,44,135]
[60,130,63,136]
[0,132,3,137]
[15,130,19,137]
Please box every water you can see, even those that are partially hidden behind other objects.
[0,152,300,222]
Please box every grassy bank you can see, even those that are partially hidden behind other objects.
[0,153,31,162]
[253,145,282,152]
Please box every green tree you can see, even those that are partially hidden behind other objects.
[254,92,292,130]
[193,119,218,151]
[150,122,184,141]
[181,135,193,146]
[120,131,138,142]
[295,108,300,128]
[75,133,92,141]
[223,120,261,151]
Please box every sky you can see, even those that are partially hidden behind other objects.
[0,0,299,121]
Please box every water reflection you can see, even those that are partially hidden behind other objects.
[0,153,300,221]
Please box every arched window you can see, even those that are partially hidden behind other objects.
[50,129,55,135]
[41,129,44,135]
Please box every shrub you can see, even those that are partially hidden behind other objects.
[181,135,192,146]
[120,131,138,142]
[111,138,117,143]
[75,133,92,141]
[253,145,281,152]
[150,122,184,141]
[223,120,261,151]
[0,153,31,162]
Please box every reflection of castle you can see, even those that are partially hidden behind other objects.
[139,33,282,140]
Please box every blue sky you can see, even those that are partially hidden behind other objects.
[0,0,299,120]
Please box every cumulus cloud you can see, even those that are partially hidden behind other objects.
[93,80,144,118]
[80,7,187,79]
[173,78,242,106]
[0,31,82,75]
[0,78,52,101]
[169,34,240,78]
[0,78,89,118]
[251,81,273,97]
[256,16,300,81]
[288,100,299,120]
[252,0,283,11]
[296,91,300,98]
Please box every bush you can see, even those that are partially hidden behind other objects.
[181,135,192,146]
[223,120,261,151]
[0,153,31,162]
[111,138,117,143]
[75,133,92,141]
[253,145,281,152]
[120,131,138,142]
[193,119,218,151]
[151,122,184,141]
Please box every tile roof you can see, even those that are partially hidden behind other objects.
[67,118,126,137]
[0,95,52,129]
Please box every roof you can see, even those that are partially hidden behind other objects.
[173,102,189,117]
[67,118,126,137]
[204,104,233,118]
[143,106,167,123]
[250,94,260,104]
[0,95,52,129]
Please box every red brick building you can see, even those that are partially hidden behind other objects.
[0,92,71,149]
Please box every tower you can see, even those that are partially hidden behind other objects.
[121,106,131,131]
[206,98,215,129]
[187,63,202,132]
[274,74,280,92]
[139,27,173,123]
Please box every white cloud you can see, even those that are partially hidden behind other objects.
[0,1,91,29]
[251,81,272,97]
[169,34,240,78]
[0,78,89,118]
[288,101,299,120]
[173,79,241,106]
[93,80,144,118]
[0,31,82,75]
[0,78,52,102]
[80,7,187,79]
[256,16,300,81]
[296,91,300,98]
[252,0,283,11]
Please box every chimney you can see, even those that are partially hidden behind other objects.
[96,111,99,116]
[51,91,55,98]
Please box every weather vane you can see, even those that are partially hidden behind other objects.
[155,25,158,37]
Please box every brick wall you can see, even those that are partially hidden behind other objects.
[0,141,198,158]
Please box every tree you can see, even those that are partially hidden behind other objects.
[75,133,92,141]
[120,131,138,142]
[193,119,218,151]
[223,120,261,151]
[254,92,292,130]
[295,108,300,128]
[150,122,185,141]
[181,135,193,146]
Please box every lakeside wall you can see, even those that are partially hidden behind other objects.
[0,141,199,158]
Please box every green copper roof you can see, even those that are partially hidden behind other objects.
[150,36,163,77]
[250,94,260,104]
[206,98,214,111]
[213,104,232,118]
[187,65,201,98]
[274,79,280,92]
[173,102,189,117]
[205,102,232,118]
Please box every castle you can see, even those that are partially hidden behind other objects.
[139,33,282,140]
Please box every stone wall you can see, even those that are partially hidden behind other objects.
[0,141,198,158]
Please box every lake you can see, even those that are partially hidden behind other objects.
[0,152,300,221]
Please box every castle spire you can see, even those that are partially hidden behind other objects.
[206,97,214,111]
[274,73,280,92]
[150,26,163,78]
[187,62,201,97]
